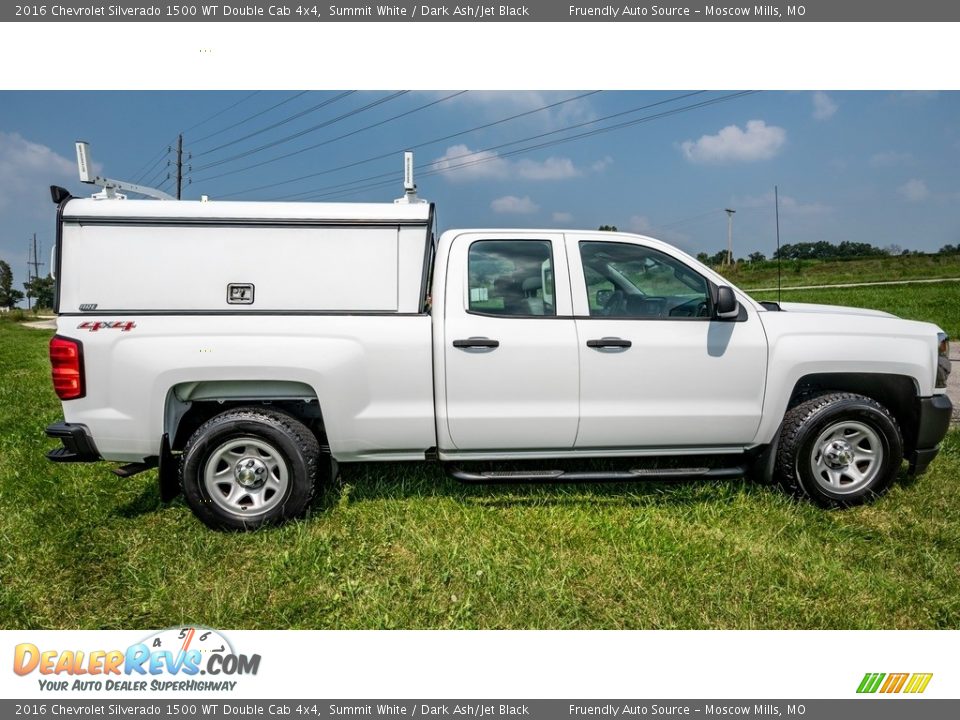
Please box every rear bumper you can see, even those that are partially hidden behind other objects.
[907,395,953,475]
[45,421,101,463]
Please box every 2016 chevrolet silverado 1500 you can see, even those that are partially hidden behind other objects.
[44,188,952,529]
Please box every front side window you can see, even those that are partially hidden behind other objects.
[580,241,710,318]
[468,240,555,317]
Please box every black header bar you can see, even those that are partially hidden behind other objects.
[6,1,960,22]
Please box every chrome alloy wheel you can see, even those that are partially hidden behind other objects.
[203,437,290,518]
[809,420,883,494]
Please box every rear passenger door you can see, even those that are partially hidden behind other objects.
[442,233,579,451]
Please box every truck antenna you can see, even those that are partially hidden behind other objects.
[395,151,427,205]
[75,141,175,201]
[775,185,782,304]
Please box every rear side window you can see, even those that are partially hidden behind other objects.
[468,240,556,317]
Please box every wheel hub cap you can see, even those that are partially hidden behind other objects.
[809,420,883,495]
[822,439,854,468]
[234,457,268,488]
[202,437,290,518]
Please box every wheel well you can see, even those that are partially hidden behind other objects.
[165,381,327,452]
[788,373,919,451]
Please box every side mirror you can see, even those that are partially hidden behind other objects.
[715,285,739,319]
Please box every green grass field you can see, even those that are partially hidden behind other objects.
[750,280,960,337]
[717,252,960,290]
[1,278,958,630]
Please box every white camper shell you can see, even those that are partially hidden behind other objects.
[57,199,434,314]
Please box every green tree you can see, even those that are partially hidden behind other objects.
[0,259,17,308]
[748,251,766,263]
[706,249,728,265]
[24,275,55,310]
[597,225,618,232]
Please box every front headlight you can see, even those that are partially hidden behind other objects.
[936,332,951,388]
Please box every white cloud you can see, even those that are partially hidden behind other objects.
[432,144,509,180]
[552,211,573,223]
[491,195,539,214]
[624,214,691,246]
[680,120,786,164]
[898,178,929,202]
[515,156,579,180]
[0,131,76,214]
[891,91,940,102]
[433,144,584,182]
[627,215,654,233]
[739,191,830,216]
[870,151,915,168]
[811,91,838,120]
[449,91,598,130]
[591,156,613,173]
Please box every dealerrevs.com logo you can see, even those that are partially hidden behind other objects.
[13,627,260,693]
[857,672,933,694]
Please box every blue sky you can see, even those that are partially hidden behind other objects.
[1,90,958,290]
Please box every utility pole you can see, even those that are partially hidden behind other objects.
[724,208,736,266]
[175,134,184,200]
[26,234,44,311]
[30,233,43,279]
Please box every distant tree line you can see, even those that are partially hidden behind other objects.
[694,241,960,266]
[0,258,54,310]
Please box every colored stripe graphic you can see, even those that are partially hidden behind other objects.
[880,673,909,693]
[904,673,933,694]
[857,673,885,693]
[857,672,932,694]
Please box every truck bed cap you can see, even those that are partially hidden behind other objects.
[62,198,432,224]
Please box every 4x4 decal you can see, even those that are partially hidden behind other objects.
[77,321,136,332]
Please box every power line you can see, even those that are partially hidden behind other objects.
[130,140,174,184]
[192,91,356,158]
[653,208,727,231]
[191,91,409,172]
[218,90,602,198]
[276,91,711,201]
[146,161,171,189]
[182,91,261,135]
[296,91,756,202]
[189,91,309,146]
[129,92,260,185]
[199,90,469,187]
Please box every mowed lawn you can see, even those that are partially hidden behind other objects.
[720,251,960,292]
[1,285,958,629]
[751,280,960,338]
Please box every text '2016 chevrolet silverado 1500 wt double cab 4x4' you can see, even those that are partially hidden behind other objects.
[44,185,952,530]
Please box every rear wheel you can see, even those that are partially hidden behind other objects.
[180,407,320,530]
[775,392,903,507]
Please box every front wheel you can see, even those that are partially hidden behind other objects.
[180,407,320,530]
[775,392,903,507]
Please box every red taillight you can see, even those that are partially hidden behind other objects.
[50,335,85,400]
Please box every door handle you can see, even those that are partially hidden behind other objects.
[586,337,632,349]
[453,337,500,349]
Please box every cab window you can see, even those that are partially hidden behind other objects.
[580,241,710,319]
[468,240,556,317]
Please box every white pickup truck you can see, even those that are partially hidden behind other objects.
[44,186,952,529]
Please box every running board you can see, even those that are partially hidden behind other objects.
[112,460,157,478]
[447,465,747,484]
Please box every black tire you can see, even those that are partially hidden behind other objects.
[775,392,903,508]
[180,407,320,530]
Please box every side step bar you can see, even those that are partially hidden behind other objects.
[447,465,747,484]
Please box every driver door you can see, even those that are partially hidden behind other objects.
[568,235,768,449]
